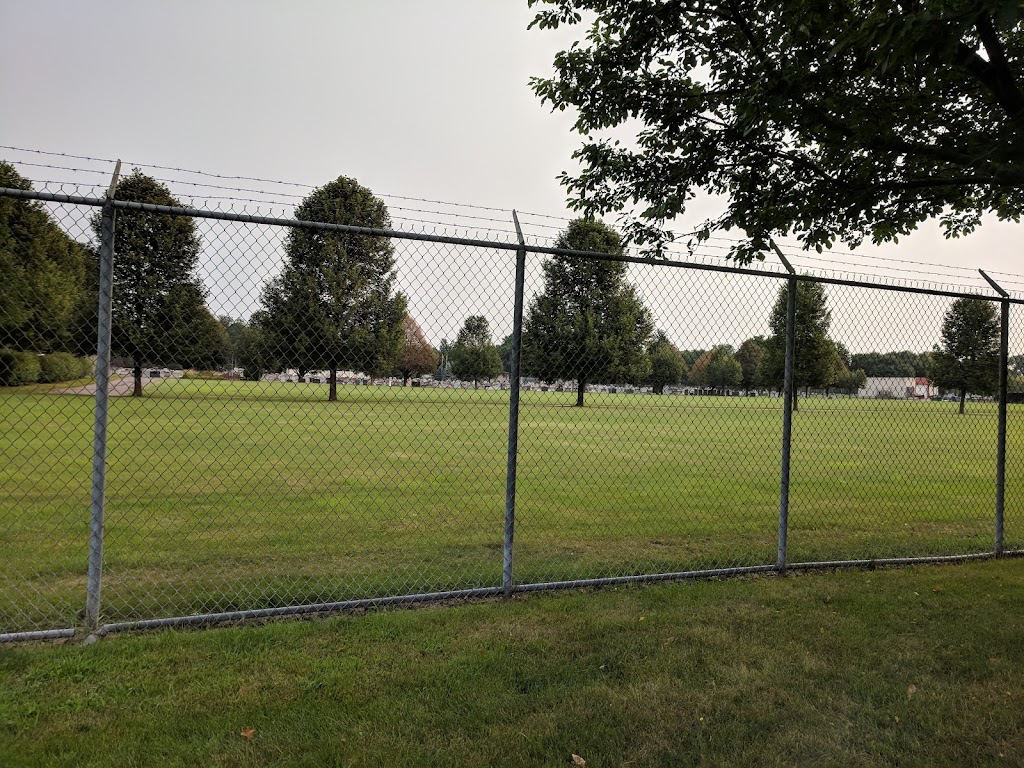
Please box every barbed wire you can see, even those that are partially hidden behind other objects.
[5,144,1022,290]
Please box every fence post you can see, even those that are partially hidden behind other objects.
[773,243,797,572]
[980,270,1008,556]
[85,160,120,631]
[502,211,527,595]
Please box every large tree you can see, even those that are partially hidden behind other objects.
[0,162,87,354]
[759,280,837,410]
[93,170,221,396]
[394,315,439,386]
[450,315,502,389]
[520,218,654,406]
[930,297,999,414]
[529,1,1024,260]
[256,176,407,401]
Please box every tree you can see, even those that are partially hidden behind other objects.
[237,317,269,382]
[218,315,248,370]
[394,315,439,385]
[435,338,454,380]
[529,2,1024,260]
[690,345,742,392]
[647,332,685,394]
[520,218,654,406]
[830,344,867,395]
[930,298,999,414]
[0,162,87,354]
[255,176,407,401]
[92,170,220,396]
[498,334,515,374]
[759,281,837,410]
[735,337,766,394]
[450,315,502,389]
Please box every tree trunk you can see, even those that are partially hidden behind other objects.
[576,377,586,407]
[133,363,143,397]
[402,372,410,387]
[329,367,337,402]
[792,387,799,412]
[474,378,478,390]
[959,389,966,415]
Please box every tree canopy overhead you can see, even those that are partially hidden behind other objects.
[529,1,1024,261]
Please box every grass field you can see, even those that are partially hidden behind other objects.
[1,561,1022,766]
[1,379,1020,632]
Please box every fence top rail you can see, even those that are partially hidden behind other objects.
[0,185,1013,304]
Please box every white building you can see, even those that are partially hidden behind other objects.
[857,376,930,400]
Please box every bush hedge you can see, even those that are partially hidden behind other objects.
[39,352,90,383]
[0,349,42,386]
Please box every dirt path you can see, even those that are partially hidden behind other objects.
[56,375,159,396]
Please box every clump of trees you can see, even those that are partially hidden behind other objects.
[1,162,89,355]
[690,346,742,392]
[521,218,653,406]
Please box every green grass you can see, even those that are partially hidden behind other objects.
[1,560,1022,766]
[1,379,1020,631]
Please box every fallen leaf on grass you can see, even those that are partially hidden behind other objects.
[907,684,917,697]
[571,754,586,766]
[932,585,943,593]
[240,728,256,740]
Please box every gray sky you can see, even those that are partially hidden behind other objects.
[2,1,1022,353]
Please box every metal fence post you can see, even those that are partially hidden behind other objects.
[773,243,797,572]
[503,211,527,595]
[85,160,120,631]
[980,270,1008,556]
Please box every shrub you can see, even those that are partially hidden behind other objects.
[39,352,89,383]
[0,349,42,386]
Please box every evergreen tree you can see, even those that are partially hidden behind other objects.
[255,176,407,401]
[521,218,654,407]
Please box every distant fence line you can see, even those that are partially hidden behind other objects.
[0,182,1021,643]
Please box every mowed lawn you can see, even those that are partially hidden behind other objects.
[1,379,1020,631]
[1,561,1022,766]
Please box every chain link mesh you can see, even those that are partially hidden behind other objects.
[0,179,1020,637]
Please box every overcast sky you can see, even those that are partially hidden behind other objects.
[2,1,1022,352]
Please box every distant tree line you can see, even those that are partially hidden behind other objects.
[1,160,1004,412]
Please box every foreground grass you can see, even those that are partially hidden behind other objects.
[1,560,1023,767]
[1,380,1018,631]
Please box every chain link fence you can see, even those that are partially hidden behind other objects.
[1,176,1020,640]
